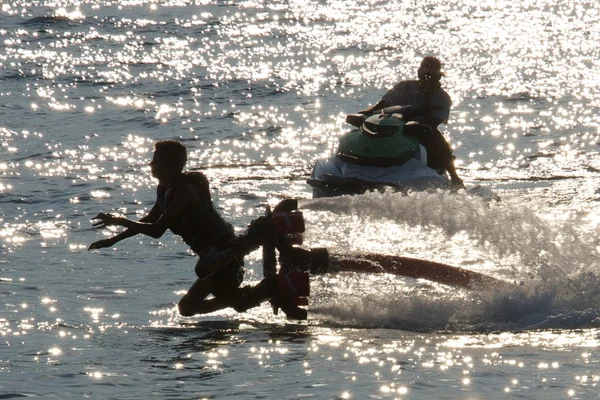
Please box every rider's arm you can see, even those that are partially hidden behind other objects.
[428,91,452,125]
[358,100,390,115]
[140,201,161,223]
[422,114,445,127]
[112,202,162,239]
[112,185,192,239]
[88,201,163,250]
[421,98,451,128]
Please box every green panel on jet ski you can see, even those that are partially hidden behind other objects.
[337,128,418,165]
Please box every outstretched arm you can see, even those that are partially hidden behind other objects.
[89,185,193,250]
[88,202,162,250]
[88,227,138,250]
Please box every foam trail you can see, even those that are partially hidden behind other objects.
[302,191,600,279]
[310,279,600,332]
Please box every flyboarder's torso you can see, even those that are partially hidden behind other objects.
[157,171,236,256]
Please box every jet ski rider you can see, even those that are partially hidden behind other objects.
[359,56,463,187]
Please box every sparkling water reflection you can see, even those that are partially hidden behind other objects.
[2,0,600,398]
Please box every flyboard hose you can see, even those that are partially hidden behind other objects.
[195,199,508,320]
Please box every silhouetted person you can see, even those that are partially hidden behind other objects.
[360,56,463,187]
[89,140,261,316]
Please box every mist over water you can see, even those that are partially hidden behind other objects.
[2,0,600,399]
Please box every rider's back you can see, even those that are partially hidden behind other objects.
[382,80,451,127]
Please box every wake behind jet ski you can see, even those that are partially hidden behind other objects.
[307,105,458,197]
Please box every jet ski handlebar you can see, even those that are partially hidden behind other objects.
[345,105,443,127]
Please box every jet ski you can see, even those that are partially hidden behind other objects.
[307,105,454,197]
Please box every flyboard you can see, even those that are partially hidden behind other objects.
[196,199,508,320]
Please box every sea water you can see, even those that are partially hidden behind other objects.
[1,0,600,399]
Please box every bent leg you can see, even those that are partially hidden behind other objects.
[224,278,275,312]
[178,277,229,317]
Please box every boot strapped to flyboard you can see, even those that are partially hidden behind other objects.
[268,203,331,318]
[266,203,310,319]
[193,199,320,320]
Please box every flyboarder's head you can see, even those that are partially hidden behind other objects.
[418,56,444,90]
[150,140,188,182]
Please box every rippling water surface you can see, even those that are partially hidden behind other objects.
[1,1,600,399]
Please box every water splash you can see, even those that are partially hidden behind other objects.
[302,190,600,331]
[302,190,600,278]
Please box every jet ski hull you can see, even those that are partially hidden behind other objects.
[307,146,452,197]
